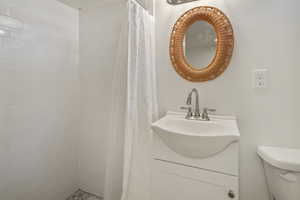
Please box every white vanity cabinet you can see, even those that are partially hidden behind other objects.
[152,159,239,200]
[151,112,240,200]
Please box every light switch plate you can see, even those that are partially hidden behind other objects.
[253,69,268,88]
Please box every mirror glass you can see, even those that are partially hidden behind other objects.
[185,21,217,69]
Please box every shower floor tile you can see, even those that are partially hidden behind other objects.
[67,189,102,200]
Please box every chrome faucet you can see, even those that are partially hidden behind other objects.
[187,88,201,118]
[181,88,201,119]
[181,88,216,120]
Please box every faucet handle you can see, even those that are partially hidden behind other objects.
[180,106,193,119]
[203,108,216,113]
[180,106,192,113]
[180,106,191,110]
[201,108,216,121]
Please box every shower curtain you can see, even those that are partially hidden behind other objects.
[104,1,158,200]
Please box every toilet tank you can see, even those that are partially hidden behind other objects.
[258,146,300,200]
[263,162,300,200]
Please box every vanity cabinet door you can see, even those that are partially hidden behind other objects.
[151,160,239,200]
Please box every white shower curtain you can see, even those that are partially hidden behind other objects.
[104,1,158,200]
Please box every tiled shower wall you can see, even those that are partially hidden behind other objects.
[0,0,80,199]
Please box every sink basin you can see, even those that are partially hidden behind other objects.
[151,111,240,158]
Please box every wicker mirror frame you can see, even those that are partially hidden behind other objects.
[170,6,234,82]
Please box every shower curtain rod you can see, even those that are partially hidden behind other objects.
[167,0,200,5]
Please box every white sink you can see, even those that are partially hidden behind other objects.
[152,112,240,158]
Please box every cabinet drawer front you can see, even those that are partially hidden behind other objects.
[152,160,239,200]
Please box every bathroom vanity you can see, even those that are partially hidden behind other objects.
[154,3,238,198]
[151,112,240,200]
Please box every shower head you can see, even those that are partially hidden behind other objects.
[167,0,200,5]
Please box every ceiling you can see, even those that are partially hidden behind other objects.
[58,0,82,9]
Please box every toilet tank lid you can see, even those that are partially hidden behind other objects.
[257,146,300,172]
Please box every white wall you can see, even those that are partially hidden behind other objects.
[137,0,154,14]
[155,0,300,200]
[79,1,126,196]
[0,0,79,199]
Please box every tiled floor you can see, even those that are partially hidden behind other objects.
[67,189,102,200]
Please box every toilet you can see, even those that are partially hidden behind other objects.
[257,146,300,200]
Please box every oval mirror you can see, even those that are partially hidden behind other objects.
[185,21,217,69]
[170,6,234,82]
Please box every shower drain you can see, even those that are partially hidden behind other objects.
[67,189,102,200]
